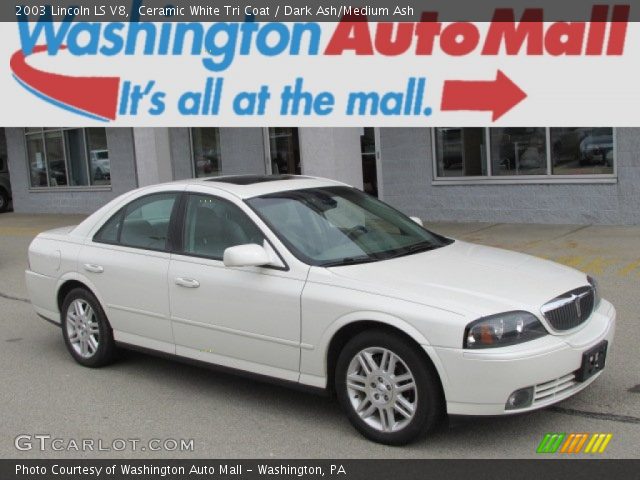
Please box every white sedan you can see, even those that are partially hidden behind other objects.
[26,175,615,444]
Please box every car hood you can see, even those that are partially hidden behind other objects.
[323,240,588,318]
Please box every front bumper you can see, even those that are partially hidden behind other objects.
[427,299,616,416]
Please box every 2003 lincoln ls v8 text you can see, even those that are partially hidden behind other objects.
[25,175,615,444]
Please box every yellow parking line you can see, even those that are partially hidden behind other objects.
[0,227,43,236]
[581,258,618,275]
[619,260,640,276]
[554,256,589,270]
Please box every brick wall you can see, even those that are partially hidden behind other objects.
[379,128,640,225]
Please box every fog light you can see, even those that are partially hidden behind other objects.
[505,387,534,410]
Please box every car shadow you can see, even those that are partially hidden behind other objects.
[114,348,340,420]
[107,347,561,449]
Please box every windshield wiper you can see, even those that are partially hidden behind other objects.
[321,256,380,267]
[384,242,438,260]
[322,243,439,266]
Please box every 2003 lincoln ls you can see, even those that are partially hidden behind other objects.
[26,175,615,444]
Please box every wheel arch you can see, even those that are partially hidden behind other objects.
[56,273,107,316]
[324,316,446,406]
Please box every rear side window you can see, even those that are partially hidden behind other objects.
[93,193,179,250]
[94,210,123,244]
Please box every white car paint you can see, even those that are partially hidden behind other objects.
[25,176,615,417]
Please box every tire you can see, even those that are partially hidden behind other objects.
[0,188,8,213]
[61,288,115,368]
[335,329,444,445]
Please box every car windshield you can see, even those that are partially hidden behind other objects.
[247,186,453,266]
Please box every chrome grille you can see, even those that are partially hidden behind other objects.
[541,286,595,331]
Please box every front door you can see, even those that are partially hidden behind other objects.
[168,192,306,381]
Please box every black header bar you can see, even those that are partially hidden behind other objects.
[4,1,638,22]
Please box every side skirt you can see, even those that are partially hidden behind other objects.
[114,340,330,398]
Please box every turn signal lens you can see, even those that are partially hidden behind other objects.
[464,311,548,349]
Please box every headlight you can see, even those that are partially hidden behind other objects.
[587,275,601,307]
[464,311,548,349]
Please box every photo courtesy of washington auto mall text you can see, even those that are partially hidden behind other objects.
[0,0,639,479]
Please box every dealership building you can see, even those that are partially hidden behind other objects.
[1,126,639,224]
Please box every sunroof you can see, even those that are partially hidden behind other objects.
[207,175,309,185]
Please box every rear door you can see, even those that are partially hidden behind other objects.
[78,191,181,353]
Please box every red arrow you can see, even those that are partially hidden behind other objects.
[441,70,527,121]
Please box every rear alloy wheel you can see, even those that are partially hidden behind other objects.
[61,288,115,367]
[336,330,443,445]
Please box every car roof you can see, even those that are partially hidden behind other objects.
[70,175,351,240]
[165,174,350,199]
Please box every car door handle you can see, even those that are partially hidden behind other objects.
[175,277,200,288]
[83,263,104,274]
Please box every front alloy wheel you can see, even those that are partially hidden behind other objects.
[61,288,115,367]
[346,347,418,433]
[336,330,443,445]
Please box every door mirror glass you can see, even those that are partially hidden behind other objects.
[409,216,423,226]
[223,244,271,268]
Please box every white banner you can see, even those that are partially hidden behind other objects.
[2,13,639,126]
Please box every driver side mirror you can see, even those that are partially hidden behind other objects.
[409,216,423,227]
[223,244,271,268]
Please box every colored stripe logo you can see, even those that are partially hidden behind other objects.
[537,433,612,454]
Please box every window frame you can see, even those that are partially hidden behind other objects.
[24,127,112,192]
[430,127,617,185]
[92,191,183,253]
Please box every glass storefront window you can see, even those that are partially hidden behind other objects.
[490,128,547,176]
[191,128,221,178]
[269,128,301,175]
[0,129,7,173]
[25,128,110,188]
[26,133,47,187]
[44,130,67,186]
[360,127,378,196]
[433,127,616,181]
[551,128,614,175]
[435,128,487,177]
[86,128,110,185]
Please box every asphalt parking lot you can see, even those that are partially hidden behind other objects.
[0,213,638,458]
